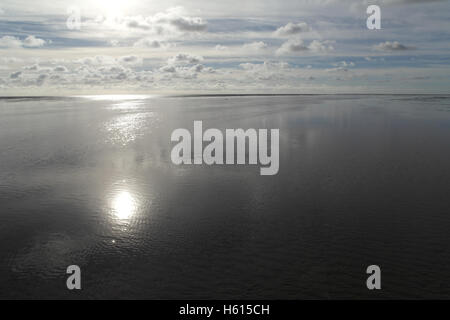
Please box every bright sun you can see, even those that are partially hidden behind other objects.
[97,0,129,17]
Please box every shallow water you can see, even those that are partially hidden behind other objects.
[0,94,450,299]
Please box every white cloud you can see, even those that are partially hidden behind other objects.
[308,40,335,53]
[276,39,334,55]
[373,41,413,51]
[326,67,349,73]
[76,56,117,66]
[242,41,268,52]
[274,22,311,36]
[23,35,47,48]
[0,0,448,94]
[168,53,203,65]
[240,61,289,71]
[332,61,355,68]
[0,36,23,48]
[239,61,290,80]
[133,38,166,49]
[0,35,48,48]
[160,65,176,73]
[1,57,22,63]
[121,7,207,36]
[214,44,227,51]
[158,52,214,79]
[23,64,52,72]
[277,39,308,54]
[159,63,212,79]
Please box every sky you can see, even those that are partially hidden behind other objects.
[0,0,449,95]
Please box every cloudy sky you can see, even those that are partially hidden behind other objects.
[0,0,449,95]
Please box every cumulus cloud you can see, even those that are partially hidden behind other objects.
[373,41,413,51]
[168,16,207,32]
[332,61,355,68]
[276,39,334,55]
[274,22,311,36]
[160,65,176,73]
[159,63,212,79]
[158,52,214,79]
[118,55,143,65]
[97,65,129,75]
[240,61,289,71]
[0,36,23,48]
[10,71,22,79]
[0,35,48,48]
[1,57,22,64]
[76,55,117,66]
[308,40,335,53]
[239,61,290,81]
[23,64,52,72]
[133,38,161,48]
[277,39,308,54]
[36,74,48,86]
[242,41,269,52]
[125,18,151,30]
[215,44,227,51]
[65,55,143,83]
[23,35,47,48]
[132,38,169,49]
[53,66,68,72]
[122,7,207,36]
[326,67,349,73]
[0,0,448,94]
[168,53,203,65]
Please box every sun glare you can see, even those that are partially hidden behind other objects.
[112,191,137,220]
[97,0,129,17]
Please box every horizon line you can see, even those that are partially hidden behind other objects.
[1,93,450,99]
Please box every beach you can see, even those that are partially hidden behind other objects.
[1,94,450,299]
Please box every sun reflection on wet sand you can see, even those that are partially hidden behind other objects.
[104,112,154,145]
[111,100,145,111]
[76,95,155,101]
[111,190,137,220]
[100,97,160,146]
